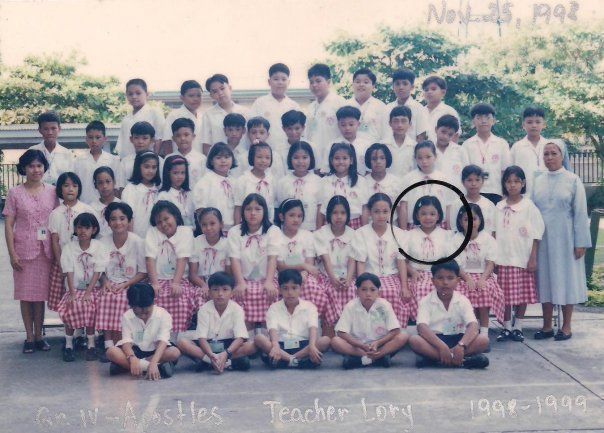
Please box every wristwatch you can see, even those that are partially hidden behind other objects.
[225,349,233,360]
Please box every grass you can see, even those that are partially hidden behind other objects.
[586,228,604,306]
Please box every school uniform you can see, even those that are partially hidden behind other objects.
[275,172,321,231]
[231,147,287,180]
[200,103,250,150]
[192,171,235,230]
[331,134,372,176]
[96,233,146,331]
[145,225,196,332]
[385,97,430,140]
[347,96,388,143]
[250,93,300,154]
[157,188,196,228]
[189,235,230,309]
[190,300,248,352]
[121,183,159,238]
[117,306,172,357]
[228,143,250,179]
[116,105,165,159]
[57,239,108,329]
[29,142,75,186]
[495,197,545,306]
[233,170,277,214]
[305,92,347,170]
[74,151,123,205]
[450,195,496,235]
[452,231,505,323]
[318,175,369,229]
[335,297,400,343]
[266,299,318,353]
[166,149,207,188]
[227,224,281,322]
[365,173,403,207]
[118,155,164,189]
[162,105,203,153]
[351,224,411,327]
[426,102,462,143]
[462,134,511,198]
[435,143,470,191]
[90,197,121,238]
[400,169,455,227]
[383,135,416,178]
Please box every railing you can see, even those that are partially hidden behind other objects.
[0,163,24,198]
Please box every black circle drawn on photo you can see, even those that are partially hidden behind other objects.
[390,179,473,265]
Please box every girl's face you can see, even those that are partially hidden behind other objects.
[417,204,439,229]
[108,209,130,234]
[95,172,115,198]
[415,147,436,173]
[243,201,264,228]
[330,204,348,228]
[332,149,352,175]
[282,206,304,231]
[460,211,481,235]
[155,210,177,237]
[200,213,222,238]
[61,178,79,203]
[543,143,564,172]
[75,224,95,242]
[370,149,387,174]
[463,173,484,196]
[370,200,391,226]
[504,173,525,197]
[141,158,158,183]
[25,160,45,182]
[126,84,148,109]
[253,147,272,172]
[291,150,311,173]
[169,163,186,189]
[212,153,233,176]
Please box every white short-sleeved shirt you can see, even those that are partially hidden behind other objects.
[351,224,408,276]
[60,239,107,290]
[231,146,287,180]
[331,134,372,176]
[162,105,203,153]
[165,149,207,188]
[435,143,469,191]
[275,172,321,231]
[335,298,400,343]
[228,144,250,179]
[407,227,455,271]
[90,197,121,238]
[157,188,196,228]
[227,224,280,281]
[100,232,146,283]
[250,93,300,154]
[266,299,319,342]
[29,142,75,186]
[319,175,369,219]
[195,300,248,341]
[462,134,511,195]
[200,103,250,149]
[383,136,416,178]
[192,171,235,228]
[426,102,462,142]
[385,97,430,140]
[305,92,347,170]
[452,231,498,274]
[314,225,356,279]
[74,151,123,205]
[510,136,549,194]
[400,169,455,222]
[233,170,277,211]
[417,290,477,335]
[348,96,388,143]
[145,225,194,280]
[365,173,403,206]
[450,195,496,235]
[119,154,164,189]
[116,105,165,158]
[48,201,96,247]
[121,183,159,238]
[277,229,316,265]
[190,235,230,278]
[118,306,172,352]
[495,197,545,268]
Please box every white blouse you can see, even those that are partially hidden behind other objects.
[227,224,280,281]
[400,169,454,223]
[48,201,95,247]
[90,197,121,238]
[192,170,235,228]
[351,224,408,276]
[314,225,356,279]
[277,229,316,265]
[406,227,455,272]
[60,239,107,289]
[190,235,230,278]
[121,183,159,238]
[157,188,196,228]
[100,233,146,284]
[234,170,277,211]
[275,172,322,231]
[452,231,498,274]
[319,174,369,218]
[145,226,194,280]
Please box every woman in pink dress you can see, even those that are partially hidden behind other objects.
[3,150,58,353]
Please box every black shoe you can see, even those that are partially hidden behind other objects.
[23,340,35,354]
[231,356,251,371]
[373,355,392,368]
[415,356,438,368]
[554,331,572,341]
[194,359,210,372]
[34,339,51,351]
[62,347,75,362]
[484,343,491,353]
[510,329,525,342]
[97,349,110,363]
[342,355,362,370]
[85,347,98,361]
[496,329,512,342]
[75,336,87,350]
[109,362,126,376]
[297,358,319,369]
[462,354,489,369]
[158,362,174,378]
[534,329,555,340]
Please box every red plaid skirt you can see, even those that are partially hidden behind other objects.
[318,273,356,326]
[57,289,99,329]
[300,274,330,321]
[155,279,196,332]
[457,273,505,324]
[186,284,207,312]
[408,271,434,320]
[348,216,362,230]
[242,279,272,323]
[497,266,537,306]
[379,274,414,329]
[48,261,65,312]
[96,283,130,331]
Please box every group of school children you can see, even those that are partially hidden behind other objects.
[8,61,573,378]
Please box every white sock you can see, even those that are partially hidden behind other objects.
[65,335,74,349]
[202,355,212,364]
[87,335,95,348]
[513,319,523,331]
[504,321,512,331]
[361,356,373,366]
[104,340,114,349]
[138,359,150,371]
[288,356,298,367]
[480,327,489,335]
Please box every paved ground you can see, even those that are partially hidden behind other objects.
[1,220,603,433]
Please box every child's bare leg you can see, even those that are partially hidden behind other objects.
[503,305,512,322]
[465,333,489,355]
[85,326,95,336]
[253,334,292,361]
[408,335,440,360]
[176,338,205,360]
[232,341,257,358]
[322,322,335,338]
[515,303,528,319]
[106,346,129,369]
[379,332,409,357]
[156,346,181,363]
[292,336,331,359]
[477,307,490,328]
[330,336,366,357]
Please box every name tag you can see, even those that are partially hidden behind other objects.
[134,330,145,344]
[209,340,225,353]
[283,339,300,350]
[37,227,48,241]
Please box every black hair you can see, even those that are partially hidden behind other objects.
[391,68,416,84]
[461,164,487,182]
[208,271,235,289]
[336,105,361,121]
[127,282,155,308]
[150,200,184,227]
[353,68,376,85]
[501,165,527,196]
[412,195,444,226]
[126,78,147,92]
[389,105,412,121]
[355,272,381,289]
[206,142,236,170]
[248,142,273,167]
[37,111,61,127]
[93,166,115,186]
[17,149,49,176]
[470,103,496,118]
[326,195,351,225]
[414,140,437,157]
[277,198,305,228]
[130,121,156,138]
[240,193,272,236]
[73,212,100,238]
[56,172,82,200]
[86,120,106,135]
[278,269,302,286]
[436,114,459,131]
[456,203,485,233]
[104,201,134,223]
[367,192,392,210]
[286,141,315,170]
[180,80,202,95]
[160,154,190,192]
[223,113,246,129]
[205,74,229,91]
[171,117,196,134]
[522,106,546,119]
[307,63,331,80]
[431,260,460,277]
[129,151,161,186]
[328,143,359,187]
[247,116,270,131]
[281,110,306,128]
[365,143,392,170]
[422,76,447,90]
[268,63,290,77]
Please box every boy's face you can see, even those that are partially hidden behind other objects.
[224,126,245,145]
[172,127,195,152]
[209,81,232,105]
[126,84,147,110]
[308,75,330,99]
[181,88,202,112]
[357,279,379,309]
[389,116,411,137]
[522,115,546,138]
[130,134,153,152]
[392,79,413,101]
[209,285,233,307]
[435,126,456,146]
[432,269,459,299]
[337,117,359,141]
[268,72,290,98]
[85,129,106,153]
[352,74,374,101]
[279,281,301,305]
[39,121,60,144]
[283,123,305,142]
[423,83,445,105]
[247,125,269,144]
[133,305,154,322]
[472,113,495,134]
